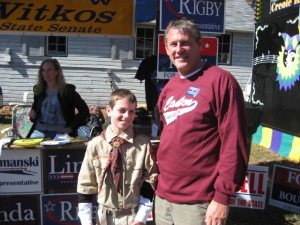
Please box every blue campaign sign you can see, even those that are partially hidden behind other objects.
[41,193,98,225]
[0,195,40,225]
[160,0,225,33]
[45,148,85,191]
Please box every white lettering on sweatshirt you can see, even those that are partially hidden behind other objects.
[163,96,198,125]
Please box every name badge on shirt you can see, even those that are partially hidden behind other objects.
[186,86,201,97]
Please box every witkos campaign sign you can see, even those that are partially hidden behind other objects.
[269,165,300,214]
[0,150,42,194]
[229,165,269,210]
[0,0,134,37]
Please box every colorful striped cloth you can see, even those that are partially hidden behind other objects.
[252,125,300,162]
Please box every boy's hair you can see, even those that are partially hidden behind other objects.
[108,89,137,108]
[165,17,202,43]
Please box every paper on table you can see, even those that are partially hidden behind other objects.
[0,137,13,156]
[40,139,71,145]
[53,133,71,141]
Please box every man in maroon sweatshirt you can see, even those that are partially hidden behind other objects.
[154,18,249,225]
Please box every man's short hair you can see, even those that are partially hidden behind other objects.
[165,17,202,43]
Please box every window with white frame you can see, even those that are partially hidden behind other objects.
[135,27,155,59]
[216,34,231,64]
[47,36,67,56]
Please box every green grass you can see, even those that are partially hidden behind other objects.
[227,143,300,225]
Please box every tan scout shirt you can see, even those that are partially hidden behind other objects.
[77,125,157,209]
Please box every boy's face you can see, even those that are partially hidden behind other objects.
[106,98,136,135]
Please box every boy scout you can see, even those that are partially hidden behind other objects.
[77,89,157,225]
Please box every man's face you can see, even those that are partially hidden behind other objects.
[165,28,202,75]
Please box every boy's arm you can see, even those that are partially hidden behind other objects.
[134,142,158,224]
[78,193,93,225]
[77,141,98,225]
[134,195,153,224]
[143,142,158,190]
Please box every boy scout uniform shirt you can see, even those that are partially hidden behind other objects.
[77,125,157,209]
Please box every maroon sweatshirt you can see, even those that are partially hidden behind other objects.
[156,64,249,205]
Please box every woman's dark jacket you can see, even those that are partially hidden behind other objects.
[27,84,89,137]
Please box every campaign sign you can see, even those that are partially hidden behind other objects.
[229,165,269,210]
[41,193,97,225]
[157,34,218,79]
[0,0,135,37]
[0,195,40,225]
[0,150,42,194]
[160,0,225,33]
[269,165,300,214]
[44,149,85,192]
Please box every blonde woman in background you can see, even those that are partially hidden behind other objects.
[28,58,89,139]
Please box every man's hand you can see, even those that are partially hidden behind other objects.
[205,200,229,225]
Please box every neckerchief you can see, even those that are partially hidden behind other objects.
[99,130,127,193]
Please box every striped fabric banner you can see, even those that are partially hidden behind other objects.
[252,125,300,162]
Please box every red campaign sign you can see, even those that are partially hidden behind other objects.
[200,37,218,56]
[229,165,268,210]
[273,165,300,189]
[159,35,167,54]
[269,165,300,214]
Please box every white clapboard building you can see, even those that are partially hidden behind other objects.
[0,0,254,108]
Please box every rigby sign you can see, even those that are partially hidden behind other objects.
[160,0,225,33]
